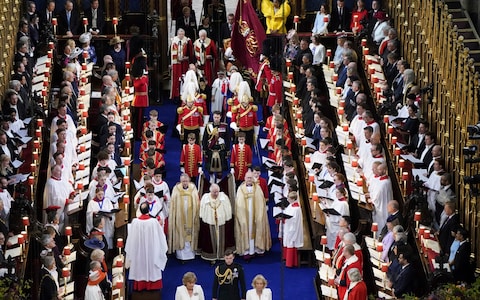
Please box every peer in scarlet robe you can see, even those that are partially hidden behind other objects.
[170,29,193,99]
[125,203,168,291]
[234,172,272,256]
[193,31,218,85]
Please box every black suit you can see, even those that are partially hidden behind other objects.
[176,15,197,40]
[219,22,233,45]
[58,9,81,35]
[39,9,55,28]
[3,102,27,121]
[393,264,415,298]
[84,7,105,33]
[328,6,351,32]
[39,267,58,300]
[403,133,425,154]
[452,241,472,283]
[438,213,460,254]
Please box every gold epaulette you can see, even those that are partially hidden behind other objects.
[252,105,258,112]
[227,98,233,106]
[198,107,203,114]
[177,106,184,114]
[200,93,207,100]
[231,106,238,113]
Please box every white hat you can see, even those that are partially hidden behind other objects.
[79,32,92,44]
[69,47,83,59]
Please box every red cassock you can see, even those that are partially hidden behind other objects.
[257,177,269,200]
[177,106,204,129]
[268,131,292,150]
[267,74,283,107]
[231,104,258,130]
[140,132,165,152]
[133,75,149,107]
[193,37,218,85]
[140,151,165,169]
[170,37,193,99]
[143,120,165,134]
[180,144,202,178]
[230,144,252,181]
[346,281,368,300]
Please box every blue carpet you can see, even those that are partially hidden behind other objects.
[134,100,317,299]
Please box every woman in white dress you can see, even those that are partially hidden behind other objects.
[246,274,272,300]
[312,4,330,35]
[175,272,205,300]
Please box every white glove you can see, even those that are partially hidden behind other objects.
[180,167,185,173]
[230,168,235,175]
[226,111,232,118]
[230,122,238,131]
[176,124,182,134]
[198,167,203,175]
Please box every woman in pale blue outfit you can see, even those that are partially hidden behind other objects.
[312,4,330,35]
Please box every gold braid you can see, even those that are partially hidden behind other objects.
[215,266,233,285]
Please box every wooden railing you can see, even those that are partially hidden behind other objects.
[387,0,480,268]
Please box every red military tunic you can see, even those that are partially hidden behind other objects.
[255,60,271,92]
[267,73,283,107]
[177,105,204,130]
[180,143,202,178]
[193,94,209,116]
[170,36,193,99]
[230,144,252,181]
[226,95,239,114]
[231,104,258,130]
[133,75,149,107]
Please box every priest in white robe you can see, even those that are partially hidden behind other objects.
[234,171,272,259]
[44,165,75,231]
[168,174,200,261]
[86,187,115,249]
[367,163,393,233]
[283,191,304,268]
[125,202,168,292]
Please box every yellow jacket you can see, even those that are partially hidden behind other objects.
[261,0,291,34]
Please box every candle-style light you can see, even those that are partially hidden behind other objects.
[414,211,421,235]
[117,238,124,256]
[123,195,130,222]
[293,15,299,31]
[371,222,378,245]
[22,216,29,233]
[83,17,88,33]
[312,193,318,219]
[65,226,72,246]
[52,18,57,35]
[112,17,118,35]
[320,235,328,260]
[308,174,315,197]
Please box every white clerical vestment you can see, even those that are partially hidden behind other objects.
[44,176,74,231]
[369,175,393,232]
[322,199,349,250]
[125,216,168,282]
[283,201,304,248]
[86,197,115,249]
